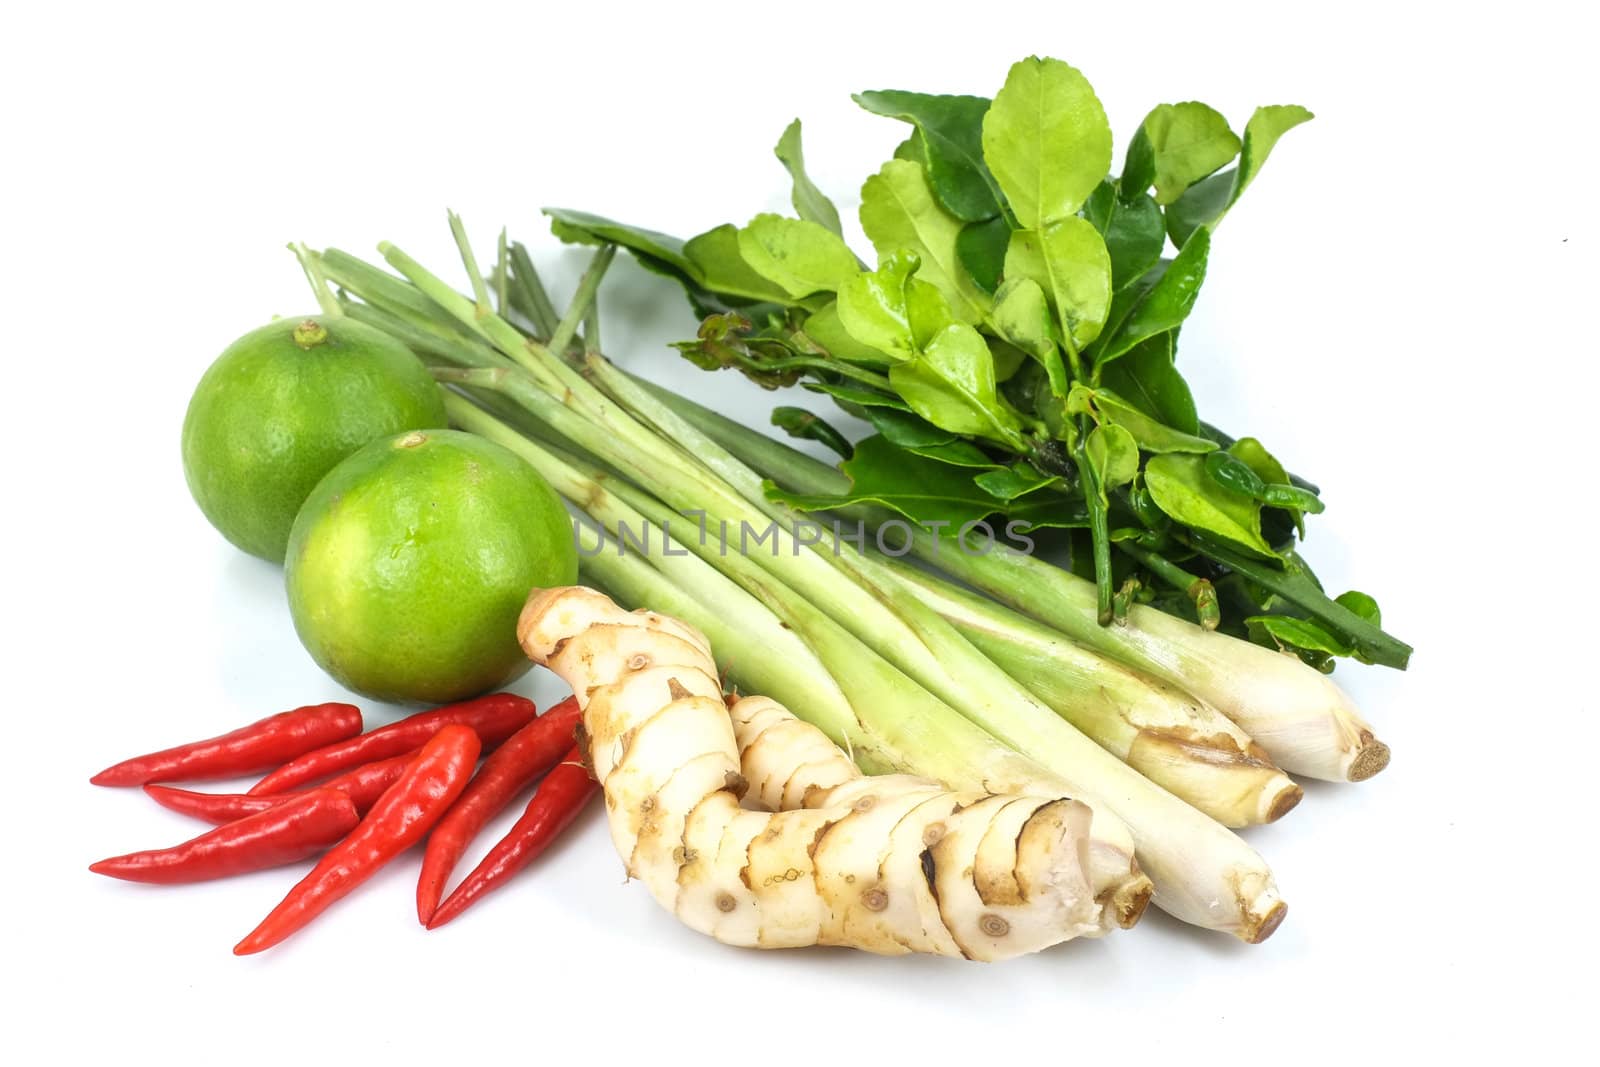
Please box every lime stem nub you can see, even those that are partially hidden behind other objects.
[293,319,330,348]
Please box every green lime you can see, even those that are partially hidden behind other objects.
[181,315,447,562]
[285,429,578,704]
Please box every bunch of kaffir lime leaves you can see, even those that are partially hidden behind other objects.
[546,56,1409,673]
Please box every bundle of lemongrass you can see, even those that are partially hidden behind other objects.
[292,220,1388,946]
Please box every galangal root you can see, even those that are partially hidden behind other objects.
[518,586,1105,961]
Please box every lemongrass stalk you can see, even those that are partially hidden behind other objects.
[548,244,615,358]
[337,243,1270,936]
[933,547,1391,783]
[494,228,511,319]
[803,545,1286,941]
[507,241,560,339]
[320,248,447,322]
[447,366,1269,938]
[885,560,1303,827]
[289,243,342,318]
[446,210,493,316]
[445,394,1148,928]
[634,377,1390,783]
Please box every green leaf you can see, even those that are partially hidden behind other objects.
[736,214,860,299]
[1145,453,1276,557]
[854,90,1004,222]
[544,207,749,312]
[1335,590,1381,626]
[1083,181,1166,290]
[893,133,927,165]
[1164,105,1313,245]
[1092,385,1215,453]
[835,249,952,361]
[771,406,851,458]
[988,337,1026,382]
[974,462,1059,501]
[1263,484,1324,514]
[1204,451,1268,498]
[1097,332,1199,433]
[543,207,695,276]
[859,160,988,322]
[766,434,1000,528]
[1086,423,1139,492]
[798,300,894,366]
[1138,102,1241,205]
[906,439,998,468]
[991,278,1070,403]
[1200,540,1410,668]
[863,406,957,448]
[802,381,910,410]
[1120,127,1156,201]
[889,322,1025,446]
[956,216,1009,295]
[1005,493,1092,530]
[672,312,809,389]
[1237,105,1314,203]
[682,224,796,305]
[1226,437,1322,524]
[1093,227,1210,366]
[773,120,844,236]
[981,56,1112,230]
[1003,218,1113,350]
[1164,174,1233,248]
[991,277,1056,361]
[1247,615,1351,657]
[1227,437,1289,484]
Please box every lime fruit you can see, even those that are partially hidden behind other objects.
[285,429,578,704]
[181,316,447,562]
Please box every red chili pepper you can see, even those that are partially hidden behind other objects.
[234,725,481,955]
[426,744,597,929]
[90,703,363,787]
[144,750,420,824]
[89,789,359,884]
[415,696,581,924]
[246,693,533,796]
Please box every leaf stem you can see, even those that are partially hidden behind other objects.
[1118,541,1221,630]
[1073,418,1114,624]
[1183,534,1411,666]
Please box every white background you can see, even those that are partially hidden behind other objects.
[5,2,1594,1062]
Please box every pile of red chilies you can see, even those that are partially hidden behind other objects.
[88,692,596,954]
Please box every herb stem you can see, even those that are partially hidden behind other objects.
[549,245,616,358]
[446,211,492,318]
[495,228,510,318]
[1118,542,1221,630]
[583,291,601,355]
[1074,418,1114,624]
[289,243,343,318]
[508,241,560,339]
[1181,534,1411,667]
